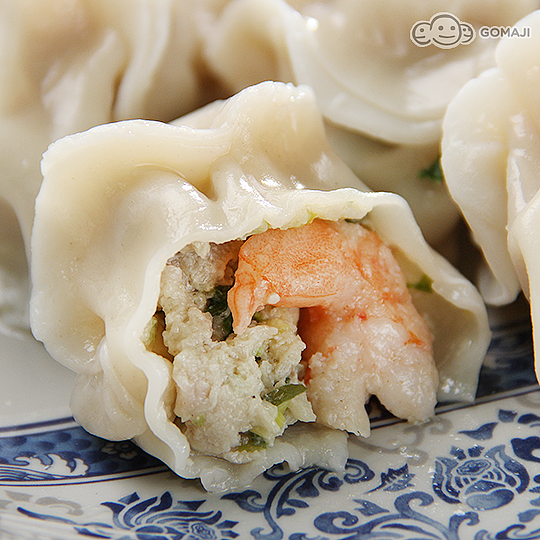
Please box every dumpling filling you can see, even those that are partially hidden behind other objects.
[144,219,438,461]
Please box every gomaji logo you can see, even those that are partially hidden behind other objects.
[410,12,531,49]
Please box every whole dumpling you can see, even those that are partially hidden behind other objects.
[441,10,540,303]
[30,82,490,491]
[203,0,538,144]
[202,0,538,247]
[0,0,220,335]
[441,10,540,374]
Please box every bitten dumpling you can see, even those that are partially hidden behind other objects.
[30,82,490,491]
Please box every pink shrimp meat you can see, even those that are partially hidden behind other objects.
[227,219,438,437]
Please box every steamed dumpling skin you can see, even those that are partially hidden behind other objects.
[441,10,540,371]
[442,10,540,305]
[0,0,219,335]
[323,125,462,247]
[0,198,29,337]
[202,0,538,248]
[0,0,207,240]
[204,0,539,144]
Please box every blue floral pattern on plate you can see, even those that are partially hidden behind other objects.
[1,305,539,539]
[0,418,165,484]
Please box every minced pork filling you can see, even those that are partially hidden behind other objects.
[142,240,315,459]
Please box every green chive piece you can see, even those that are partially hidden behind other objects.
[205,285,233,340]
[235,431,268,452]
[419,158,444,183]
[263,384,307,407]
[408,274,434,293]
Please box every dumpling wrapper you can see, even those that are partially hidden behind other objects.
[441,11,540,301]
[30,82,490,491]
[441,9,540,372]
[202,0,537,247]
[0,198,29,337]
[0,0,217,336]
[323,126,462,247]
[203,0,538,144]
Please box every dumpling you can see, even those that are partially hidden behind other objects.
[323,126,462,248]
[30,82,490,491]
[0,0,220,334]
[0,197,29,337]
[441,10,540,305]
[441,10,540,377]
[203,0,538,144]
[202,0,538,247]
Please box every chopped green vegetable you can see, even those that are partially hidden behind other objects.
[235,431,268,452]
[345,218,363,224]
[141,314,158,349]
[264,384,308,429]
[408,274,434,293]
[205,285,231,317]
[419,157,444,183]
[193,415,206,427]
[252,312,265,323]
[205,285,233,341]
[267,318,290,332]
[141,310,169,358]
[263,383,307,407]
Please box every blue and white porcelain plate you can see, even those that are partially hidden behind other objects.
[1,297,540,540]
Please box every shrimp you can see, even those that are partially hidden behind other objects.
[228,219,437,437]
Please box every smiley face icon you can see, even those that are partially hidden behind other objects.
[430,13,462,48]
[460,21,476,45]
[410,12,476,49]
[410,20,432,47]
